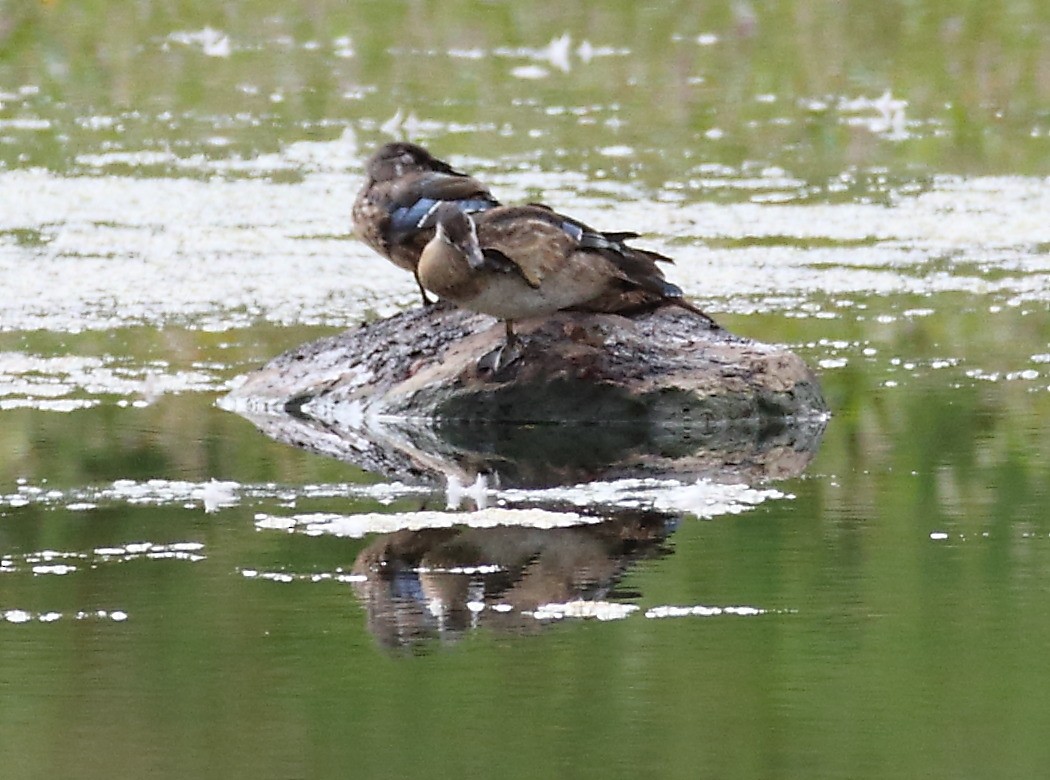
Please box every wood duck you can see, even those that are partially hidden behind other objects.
[352,142,682,309]
[418,203,719,370]
[352,142,500,305]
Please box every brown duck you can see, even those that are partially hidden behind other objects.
[351,142,499,305]
[352,142,690,312]
[418,203,718,369]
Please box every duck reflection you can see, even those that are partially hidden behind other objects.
[350,509,673,651]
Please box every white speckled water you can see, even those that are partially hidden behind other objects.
[2,3,1050,778]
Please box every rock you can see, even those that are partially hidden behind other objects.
[221,303,828,486]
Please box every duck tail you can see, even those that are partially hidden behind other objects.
[670,297,721,329]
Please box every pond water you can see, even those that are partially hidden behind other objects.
[2,3,1050,778]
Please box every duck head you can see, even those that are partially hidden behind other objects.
[365,142,466,181]
[432,203,487,271]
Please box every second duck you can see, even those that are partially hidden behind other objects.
[418,203,718,369]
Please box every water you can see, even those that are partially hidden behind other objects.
[2,3,1050,777]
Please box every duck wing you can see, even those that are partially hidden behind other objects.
[386,172,499,242]
[523,202,672,264]
[474,207,581,288]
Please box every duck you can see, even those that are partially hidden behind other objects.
[351,142,500,305]
[418,203,719,370]
[351,142,684,310]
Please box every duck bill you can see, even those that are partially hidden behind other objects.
[465,244,488,271]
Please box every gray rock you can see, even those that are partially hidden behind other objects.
[221,303,828,486]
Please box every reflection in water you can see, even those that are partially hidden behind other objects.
[349,510,673,650]
[231,389,823,650]
[230,401,827,489]
[235,401,813,650]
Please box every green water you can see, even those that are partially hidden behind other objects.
[2,2,1050,778]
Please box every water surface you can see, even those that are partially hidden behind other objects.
[2,3,1050,778]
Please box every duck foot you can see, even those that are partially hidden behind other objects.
[476,340,524,376]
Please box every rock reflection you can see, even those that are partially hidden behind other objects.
[231,403,826,488]
[350,510,672,651]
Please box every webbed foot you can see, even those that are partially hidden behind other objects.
[477,340,524,376]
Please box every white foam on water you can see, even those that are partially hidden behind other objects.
[167,28,232,57]
[0,164,411,333]
[511,65,549,80]
[240,568,366,584]
[1,542,207,576]
[254,507,600,538]
[528,600,639,622]
[0,118,51,130]
[417,564,503,575]
[0,478,428,512]
[201,479,239,513]
[0,351,222,409]
[2,608,129,624]
[0,399,97,412]
[818,358,849,369]
[31,564,76,575]
[644,604,769,619]
[497,478,789,519]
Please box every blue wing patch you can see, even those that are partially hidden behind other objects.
[559,220,585,242]
[388,198,495,242]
